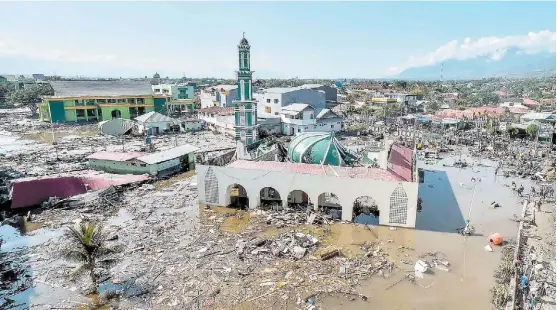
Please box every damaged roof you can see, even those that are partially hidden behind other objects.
[135,111,177,123]
[86,151,146,162]
[136,144,199,165]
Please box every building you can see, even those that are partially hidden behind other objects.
[520,112,556,124]
[233,34,259,158]
[86,144,198,177]
[152,84,195,100]
[152,83,196,114]
[196,34,419,229]
[371,98,398,104]
[200,90,218,109]
[279,104,343,135]
[213,85,238,107]
[198,106,235,136]
[300,84,338,102]
[197,157,419,227]
[135,111,178,135]
[255,87,326,118]
[39,80,168,123]
[180,119,202,132]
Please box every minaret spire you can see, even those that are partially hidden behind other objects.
[233,33,258,159]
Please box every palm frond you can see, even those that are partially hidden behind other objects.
[69,263,87,281]
[63,249,88,263]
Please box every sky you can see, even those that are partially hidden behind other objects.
[0,1,555,79]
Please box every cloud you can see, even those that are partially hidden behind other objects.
[387,30,557,75]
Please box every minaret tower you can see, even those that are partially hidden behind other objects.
[234,33,258,159]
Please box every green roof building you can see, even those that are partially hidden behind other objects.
[287,132,357,166]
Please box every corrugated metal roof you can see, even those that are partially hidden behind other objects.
[86,151,146,162]
[263,87,303,94]
[135,111,176,123]
[136,144,199,164]
[226,160,404,182]
[49,80,153,97]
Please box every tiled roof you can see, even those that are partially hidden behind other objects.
[198,107,234,115]
[227,160,405,182]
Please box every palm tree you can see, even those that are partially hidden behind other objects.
[63,222,122,293]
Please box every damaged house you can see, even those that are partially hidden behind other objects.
[86,144,198,177]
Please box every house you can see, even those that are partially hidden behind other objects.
[135,111,177,135]
[39,80,168,123]
[179,119,202,132]
[200,90,218,109]
[86,144,199,177]
[255,87,326,117]
[198,106,236,136]
[279,103,343,135]
[213,85,238,107]
[152,84,195,100]
[520,112,556,124]
[300,84,338,102]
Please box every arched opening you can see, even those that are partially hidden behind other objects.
[111,109,121,119]
[204,167,219,205]
[259,187,282,211]
[226,183,249,210]
[389,185,408,225]
[317,193,342,220]
[353,196,380,225]
[287,190,312,210]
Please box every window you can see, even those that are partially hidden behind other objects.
[266,99,271,103]
[86,99,95,106]
[265,106,271,113]
[273,99,279,104]
[76,110,85,117]
[140,164,146,167]
[297,128,301,132]
[274,112,279,115]
[154,89,160,93]
[117,98,125,103]
[87,109,95,117]
[310,114,314,119]
[97,99,106,104]
[128,98,136,104]
[239,112,246,125]
[331,124,334,128]
[108,99,116,103]
[136,98,144,104]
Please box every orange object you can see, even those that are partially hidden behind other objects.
[488,233,504,246]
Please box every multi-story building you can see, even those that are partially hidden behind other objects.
[255,87,326,118]
[39,80,167,123]
[279,103,343,135]
[152,84,195,100]
[214,85,238,107]
[300,84,338,103]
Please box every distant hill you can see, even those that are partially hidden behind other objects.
[391,48,556,80]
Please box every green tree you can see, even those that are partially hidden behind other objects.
[63,222,122,293]
[9,83,54,115]
[526,123,539,139]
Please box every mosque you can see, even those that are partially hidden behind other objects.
[196,35,420,228]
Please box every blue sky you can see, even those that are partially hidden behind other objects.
[0,1,555,79]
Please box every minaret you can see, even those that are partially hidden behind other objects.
[234,33,258,159]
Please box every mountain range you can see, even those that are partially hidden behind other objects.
[390,48,556,80]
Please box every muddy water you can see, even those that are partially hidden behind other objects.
[321,154,533,309]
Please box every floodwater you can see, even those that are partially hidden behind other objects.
[321,154,537,310]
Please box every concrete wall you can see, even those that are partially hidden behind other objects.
[197,164,419,228]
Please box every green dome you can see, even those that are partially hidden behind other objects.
[287,132,357,166]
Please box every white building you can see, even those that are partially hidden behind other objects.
[135,111,177,135]
[152,84,195,99]
[198,107,236,137]
[299,84,338,102]
[279,103,343,135]
[197,159,419,228]
[213,85,238,107]
[200,90,218,109]
[255,87,326,118]
[86,144,198,177]
[382,92,418,107]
